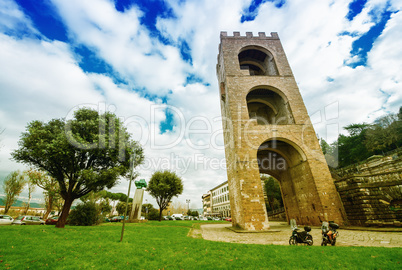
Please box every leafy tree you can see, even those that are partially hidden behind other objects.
[99,191,132,215]
[116,201,132,215]
[11,108,144,228]
[262,175,283,211]
[53,196,64,216]
[319,138,338,168]
[337,123,371,167]
[23,176,35,215]
[147,208,160,220]
[187,210,199,217]
[147,170,183,221]
[319,138,331,155]
[116,192,133,203]
[141,203,159,220]
[365,113,401,153]
[80,190,112,216]
[2,171,26,214]
[68,201,100,226]
[24,169,60,219]
[98,198,112,215]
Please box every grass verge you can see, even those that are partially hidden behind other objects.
[0,221,401,269]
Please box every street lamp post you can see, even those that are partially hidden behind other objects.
[186,199,190,214]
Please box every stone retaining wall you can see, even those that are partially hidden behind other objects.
[333,150,402,227]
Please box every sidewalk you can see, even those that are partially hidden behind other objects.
[198,221,402,247]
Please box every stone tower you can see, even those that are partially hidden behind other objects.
[217,31,344,231]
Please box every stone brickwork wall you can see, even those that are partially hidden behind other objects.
[333,150,402,227]
[217,31,344,230]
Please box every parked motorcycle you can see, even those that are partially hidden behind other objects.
[321,221,339,246]
[289,219,313,246]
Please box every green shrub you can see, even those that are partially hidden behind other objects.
[68,202,100,226]
[147,208,160,220]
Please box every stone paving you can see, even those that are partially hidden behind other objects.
[198,221,402,248]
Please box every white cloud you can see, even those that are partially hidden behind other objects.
[51,0,191,94]
[0,0,38,36]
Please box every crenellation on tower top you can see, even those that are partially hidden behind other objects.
[219,31,279,39]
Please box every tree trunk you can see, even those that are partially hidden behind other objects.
[56,196,74,228]
[43,197,53,220]
[159,209,163,222]
[268,198,274,212]
[4,198,13,214]
[24,203,30,215]
[4,203,10,214]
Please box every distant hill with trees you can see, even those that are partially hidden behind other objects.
[0,196,44,208]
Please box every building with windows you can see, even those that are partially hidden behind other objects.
[203,178,272,219]
[211,181,231,217]
[202,181,231,218]
[201,192,211,216]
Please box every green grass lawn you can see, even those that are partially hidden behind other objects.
[0,221,401,269]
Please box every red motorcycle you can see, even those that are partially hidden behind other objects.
[321,221,339,246]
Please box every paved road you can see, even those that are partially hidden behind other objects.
[199,222,402,247]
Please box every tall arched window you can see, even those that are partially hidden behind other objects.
[238,46,278,76]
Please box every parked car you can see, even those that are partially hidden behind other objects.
[0,215,14,225]
[45,216,59,225]
[12,215,45,225]
[171,214,183,220]
[110,216,123,222]
[103,217,110,222]
[225,217,232,222]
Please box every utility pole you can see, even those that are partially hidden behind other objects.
[120,154,135,242]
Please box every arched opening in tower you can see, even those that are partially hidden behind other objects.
[261,174,285,221]
[257,139,322,225]
[246,88,295,125]
[238,46,278,76]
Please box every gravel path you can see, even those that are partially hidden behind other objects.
[198,222,402,247]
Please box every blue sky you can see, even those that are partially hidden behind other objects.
[0,0,401,208]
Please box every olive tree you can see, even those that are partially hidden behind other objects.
[2,171,26,214]
[25,169,61,220]
[12,108,144,228]
[147,170,183,221]
[23,177,35,214]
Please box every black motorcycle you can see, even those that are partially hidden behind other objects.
[321,221,339,246]
[289,219,313,246]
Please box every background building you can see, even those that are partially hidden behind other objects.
[202,181,231,218]
[202,192,211,216]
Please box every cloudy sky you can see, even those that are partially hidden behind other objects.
[0,0,401,209]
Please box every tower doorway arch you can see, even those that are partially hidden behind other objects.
[257,139,323,225]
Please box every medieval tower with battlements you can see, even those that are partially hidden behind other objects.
[217,31,344,231]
